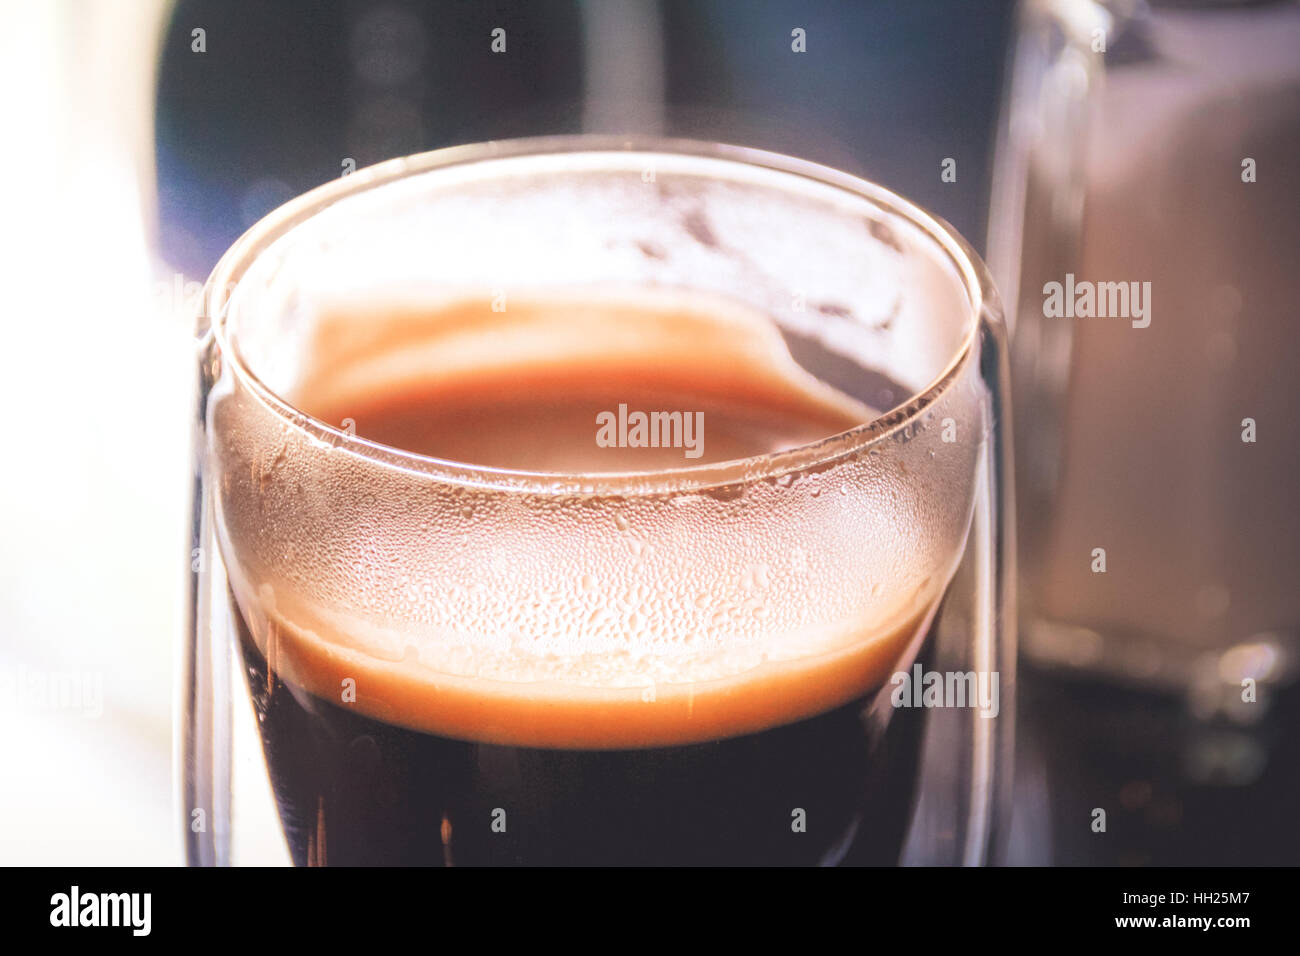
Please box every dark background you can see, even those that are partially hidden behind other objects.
[155,0,1014,276]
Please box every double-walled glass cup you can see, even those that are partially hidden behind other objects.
[182,137,1015,866]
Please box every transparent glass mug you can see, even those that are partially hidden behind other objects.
[181,137,1015,866]
[989,0,1300,706]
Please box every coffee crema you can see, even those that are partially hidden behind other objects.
[226,293,940,750]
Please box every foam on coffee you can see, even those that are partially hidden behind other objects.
[216,291,973,748]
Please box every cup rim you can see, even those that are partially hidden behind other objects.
[203,134,994,495]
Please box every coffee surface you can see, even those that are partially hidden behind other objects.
[226,293,944,749]
[293,294,876,472]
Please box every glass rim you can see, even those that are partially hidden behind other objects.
[203,134,994,495]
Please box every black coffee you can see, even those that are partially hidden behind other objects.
[236,607,930,866]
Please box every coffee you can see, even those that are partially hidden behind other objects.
[224,293,950,865]
[236,615,931,866]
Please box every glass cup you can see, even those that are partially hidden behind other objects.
[988,0,1300,707]
[181,136,1015,866]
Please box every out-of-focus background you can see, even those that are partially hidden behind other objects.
[0,0,1296,865]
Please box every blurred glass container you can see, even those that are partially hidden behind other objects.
[988,0,1300,705]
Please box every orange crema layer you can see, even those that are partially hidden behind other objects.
[239,599,936,750]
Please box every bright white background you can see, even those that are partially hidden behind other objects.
[0,1,184,864]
